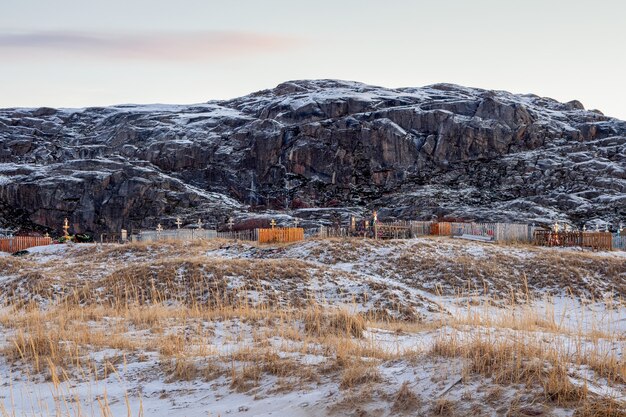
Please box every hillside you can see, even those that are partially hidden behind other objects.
[0,238,624,416]
[1,80,625,233]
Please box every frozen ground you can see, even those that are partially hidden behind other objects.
[0,237,624,416]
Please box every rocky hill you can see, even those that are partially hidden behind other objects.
[0,80,624,234]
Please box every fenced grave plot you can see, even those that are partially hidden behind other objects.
[0,236,53,253]
[613,233,626,250]
[132,229,218,242]
[318,226,351,239]
[533,230,613,251]
[216,229,259,241]
[405,221,434,237]
[98,233,129,243]
[430,222,535,243]
[258,227,304,243]
[375,224,411,239]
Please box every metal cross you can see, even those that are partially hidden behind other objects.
[197,219,203,230]
[156,223,163,233]
[227,217,235,231]
[175,217,182,229]
[293,217,300,228]
[270,219,276,229]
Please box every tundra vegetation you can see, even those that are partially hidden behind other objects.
[0,238,624,416]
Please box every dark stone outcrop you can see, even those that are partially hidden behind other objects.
[0,80,624,234]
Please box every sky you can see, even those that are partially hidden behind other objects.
[1,0,625,119]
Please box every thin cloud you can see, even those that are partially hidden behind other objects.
[0,30,300,61]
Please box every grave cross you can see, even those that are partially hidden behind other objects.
[197,219,203,230]
[372,210,379,240]
[63,218,70,237]
[270,219,276,229]
[293,217,300,228]
[175,217,182,229]
[227,217,235,231]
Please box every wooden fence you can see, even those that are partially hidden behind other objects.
[406,221,434,236]
[133,229,261,243]
[372,221,535,242]
[0,236,53,253]
[133,229,218,242]
[534,230,613,251]
[217,229,259,241]
[376,224,411,239]
[317,221,537,242]
[258,228,304,244]
[318,226,351,238]
[443,222,534,243]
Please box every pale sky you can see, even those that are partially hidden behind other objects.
[1,0,625,119]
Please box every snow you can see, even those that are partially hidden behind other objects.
[1,238,625,416]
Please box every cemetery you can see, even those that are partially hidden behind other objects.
[1,215,624,417]
[1,213,624,254]
[1,226,624,417]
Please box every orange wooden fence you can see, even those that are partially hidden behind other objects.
[534,231,613,251]
[431,222,452,236]
[258,228,304,244]
[0,236,53,253]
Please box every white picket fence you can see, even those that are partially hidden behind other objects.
[216,229,259,241]
[447,222,535,243]
[132,228,260,242]
[405,221,433,236]
[317,226,351,238]
[133,229,218,242]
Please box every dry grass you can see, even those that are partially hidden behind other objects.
[339,358,382,389]
[2,330,69,373]
[0,238,624,416]
[304,308,366,338]
[389,239,626,299]
[574,398,626,417]
[431,398,455,415]
[391,381,421,414]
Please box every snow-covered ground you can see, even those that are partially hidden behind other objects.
[0,237,624,416]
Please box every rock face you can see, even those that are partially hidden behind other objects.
[0,80,625,234]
